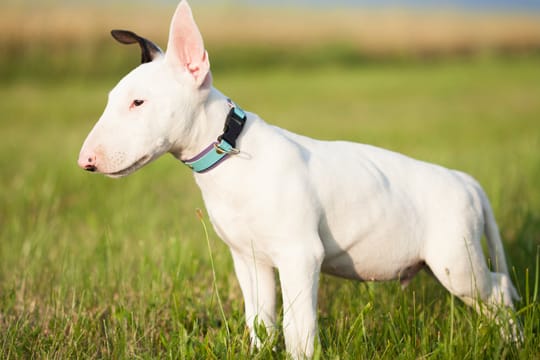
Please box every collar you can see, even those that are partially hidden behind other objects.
[182,99,247,173]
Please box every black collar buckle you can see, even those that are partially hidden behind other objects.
[218,100,247,149]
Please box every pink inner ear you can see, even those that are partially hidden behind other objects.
[166,1,210,85]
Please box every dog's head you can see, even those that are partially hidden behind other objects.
[78,1,210,177]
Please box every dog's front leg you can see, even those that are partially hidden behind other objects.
[231,250,276,349]
[277,242,324,359]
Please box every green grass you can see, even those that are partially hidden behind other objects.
[1,56,539,358]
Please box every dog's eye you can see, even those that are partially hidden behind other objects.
[132,99,145,107]
[130,99,145,109]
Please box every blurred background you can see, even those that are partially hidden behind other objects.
[3,0,540,81]
[1,0,539,358]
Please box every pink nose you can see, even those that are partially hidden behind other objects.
[78,152,97,172]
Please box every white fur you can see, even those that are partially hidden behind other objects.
[78,1,519,358]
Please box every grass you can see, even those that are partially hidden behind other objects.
[1,55,539,359]
[1,4,540,357]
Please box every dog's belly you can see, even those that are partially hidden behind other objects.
[318,201,425,282]
[321,248,425,283]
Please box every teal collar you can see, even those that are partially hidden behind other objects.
[182,100,246,173]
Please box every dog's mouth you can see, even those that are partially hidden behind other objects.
[105,155,151,178]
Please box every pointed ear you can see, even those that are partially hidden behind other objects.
[165,1,210,87]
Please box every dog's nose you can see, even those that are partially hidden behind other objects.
[78,153,97,172]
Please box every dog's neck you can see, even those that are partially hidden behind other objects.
[170,86,233,162]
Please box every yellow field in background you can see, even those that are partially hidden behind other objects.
[3,4,540,56]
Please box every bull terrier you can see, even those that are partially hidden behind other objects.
[78,1,519,358]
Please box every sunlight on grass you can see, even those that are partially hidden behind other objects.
[1,58,539,358]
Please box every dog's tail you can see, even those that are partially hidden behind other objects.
[481,189,520,301]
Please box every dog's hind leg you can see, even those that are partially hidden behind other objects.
[425,229,520,341]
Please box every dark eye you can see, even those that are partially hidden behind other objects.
[131,99,145,108]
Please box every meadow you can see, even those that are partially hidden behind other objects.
[1,4,540,359]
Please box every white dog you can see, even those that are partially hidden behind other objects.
[78,1,519,358]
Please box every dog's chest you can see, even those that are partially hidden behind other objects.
[205,202,275,264]
[196,178,276,262]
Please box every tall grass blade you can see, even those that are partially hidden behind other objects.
[196,208,231,339]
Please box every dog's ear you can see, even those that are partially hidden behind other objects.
[165,1,210,87]
[111,30,163,64]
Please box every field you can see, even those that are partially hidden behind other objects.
[1,3,540,359]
